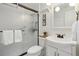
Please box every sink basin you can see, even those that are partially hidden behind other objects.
[46,35,77,46]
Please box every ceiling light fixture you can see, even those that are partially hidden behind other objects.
[55,7,60,12]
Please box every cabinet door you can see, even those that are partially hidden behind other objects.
[58,50,71,56]
[46,45,57,56]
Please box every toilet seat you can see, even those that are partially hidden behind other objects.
[28,45,43,54]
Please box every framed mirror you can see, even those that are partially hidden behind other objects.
[54,3,76,29]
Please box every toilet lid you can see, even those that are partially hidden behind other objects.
[28,45,43,54]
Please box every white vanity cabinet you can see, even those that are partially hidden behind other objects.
[46,45,72,56]
[46,45,57,56]
[46,39,76,56]
[57,50,71,56]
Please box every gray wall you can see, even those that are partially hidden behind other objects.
[0,4,37,56]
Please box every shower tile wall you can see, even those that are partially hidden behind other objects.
[0,4,37,56]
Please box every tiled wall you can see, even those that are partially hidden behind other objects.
[0,4,37,56]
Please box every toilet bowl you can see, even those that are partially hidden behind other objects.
[27,45,43,56]
[27,37,46,56]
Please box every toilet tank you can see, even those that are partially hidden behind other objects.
[39,37,46,47]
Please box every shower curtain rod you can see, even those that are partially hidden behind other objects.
[13,3,38,13]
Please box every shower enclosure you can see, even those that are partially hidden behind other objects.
[0,3,39,56]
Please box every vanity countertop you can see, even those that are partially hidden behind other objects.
[46,35,77,46]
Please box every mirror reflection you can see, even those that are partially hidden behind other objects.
[54,3,76,28]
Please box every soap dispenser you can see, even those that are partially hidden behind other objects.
[40,32,48,38]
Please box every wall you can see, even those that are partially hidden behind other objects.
[53,5,76,39]
[54,9,65,27]
[0,4,37,56]
[39,4,76,36]
[39,4,54,36]
[54,6,76,27]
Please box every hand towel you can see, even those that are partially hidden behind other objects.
[2,30,13,45]
[15,30,22,42]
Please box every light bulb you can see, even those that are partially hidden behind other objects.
[55,7,60,12]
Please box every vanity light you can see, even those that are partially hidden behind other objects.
[55,7,60,12]
[46,3,51,5]
[69,3,75,6]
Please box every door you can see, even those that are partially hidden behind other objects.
[58,50,71,56]
[46,45,57,56]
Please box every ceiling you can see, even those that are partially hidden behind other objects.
[21,3,70,11]
[21,3,51,11]
[12,3,75,13]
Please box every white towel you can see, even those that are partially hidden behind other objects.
[2,30,13,45]
[77,21,79,42]
[15,30,22,42]
[72,21,79,41]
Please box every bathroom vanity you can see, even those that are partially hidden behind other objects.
[38,3,78,56]
[43,3,77,56]
[45,35,77,56]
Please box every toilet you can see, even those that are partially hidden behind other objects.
[27,37,45,56]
